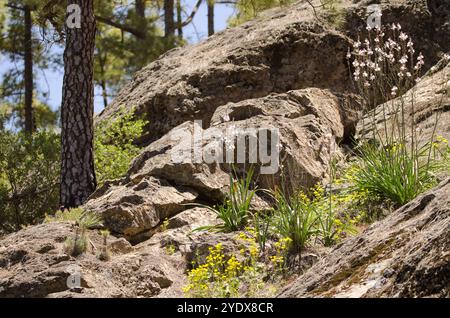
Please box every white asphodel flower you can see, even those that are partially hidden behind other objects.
[399,32,408,41]
[391,86,399,96]
[222,113,230,122]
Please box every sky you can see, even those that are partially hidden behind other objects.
[0,1,236,114]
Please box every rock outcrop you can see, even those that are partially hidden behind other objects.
[97,0,449,146]
[86,0,450,240]
[0,208,220,298]
[1,0,449,299]
[86,88,359,239]
[84,176,198,237]
[279,178,450,298]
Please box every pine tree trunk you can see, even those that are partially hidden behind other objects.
[135,0,146,30]
[24,5,34,134]
[176,0,183,39]
[135,0,146,19]
[207,1,215,36]
[164,0,175,38]
[60,0,97,208]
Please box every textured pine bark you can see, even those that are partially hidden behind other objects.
[24,5,34,134]
[207,1,214,36]
[60,0,97,208]
[135,0,146,20]
[164,0,175,37]
[176,0,183,39]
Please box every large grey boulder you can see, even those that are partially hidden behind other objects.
[86,88,359,238]
[84,176,198,237]
[97,0,449,145]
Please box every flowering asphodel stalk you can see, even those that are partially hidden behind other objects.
[347,23,426,149]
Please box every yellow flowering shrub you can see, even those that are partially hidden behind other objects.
[269,237,292,272]
[184,231,265,298]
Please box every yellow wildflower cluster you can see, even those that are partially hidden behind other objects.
[433,135,449,149]
[312,183,325,199]
[269,237,292,271]
[236,228,260,262]
[183,239,261,298]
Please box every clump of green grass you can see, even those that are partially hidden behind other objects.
[194,166,257,233]
[97,230,111,261]
[45,208,103,229]
[271,190,318,252]
[64,227,88,257]
[50,208,103,257]
[353,142,438,207]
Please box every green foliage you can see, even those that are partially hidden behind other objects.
[165,244,176,256]
[430,135,450,175]
[353,142,438,207]
[0,0,59,132]
[252,211,271,253]
[271,182,359,251]
[64,227,88,257]
[98,229,111,261]
[310,184,358,246]
[229,0,295,26]
[348,26,447,208]
[268,237,291,272]
[53,208,103,258]
[0,130,60,232]
[45,208,103,229]
[45,208,84,223]
[194,166,257,232]
[320,0,345,29]
[94,108,147,184]
[271,189,318,252]
[0,98,59,132]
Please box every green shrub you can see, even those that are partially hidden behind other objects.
[321,0,345,29]
[56,208,102,257]
[0,131,60,232]
[94,108,147,184]
[45,208,84,223]
[229,0,295,26]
